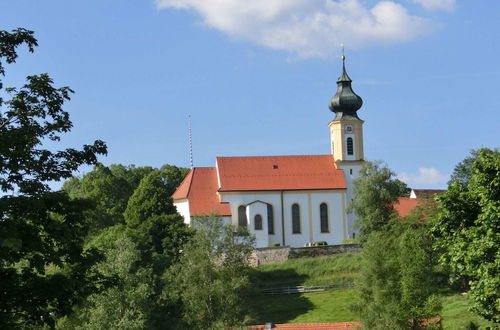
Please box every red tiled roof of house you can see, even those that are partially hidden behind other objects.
[250,322,362,329]
[172,167,231,216]
[394,197,422,217]
[216,155,346,192]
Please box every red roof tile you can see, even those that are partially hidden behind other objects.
[216,155,346,192]
[250,322,362,329]
[171,169,193,200]
[394,197,422,217]
[172,167,231,216]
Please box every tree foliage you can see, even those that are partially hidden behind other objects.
[63,168,191,329]
[71,228,155,330]
[0,28,107,327]
[166,216,255,330]
[353,216,441,329]
[349,161,410,241]
[432,148,500,323]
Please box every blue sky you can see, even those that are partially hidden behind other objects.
[1,0,499,189]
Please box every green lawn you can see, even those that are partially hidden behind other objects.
[440,294,497,329]
[247,289,357,324]
[247,254,497,329]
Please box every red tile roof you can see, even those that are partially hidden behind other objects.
[172,167,231,216]
[250,322,362,329]
[171,169,193,200]
[394,197,422,217]
[216,155,346,192]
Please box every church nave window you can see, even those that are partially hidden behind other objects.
[254,214,263,230]
[346,137,354,155]
[238,205,247,227]
[292,203,301,234]
[267,204,275,234]
[320,203,329,233]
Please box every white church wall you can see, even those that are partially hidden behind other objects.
[310,191,346,245]
[282,192,311,247]
[173,199,190,225]
[338,164,362,239]
[220,190,349,248]
[247,202,269,248]
[220,192,283,248]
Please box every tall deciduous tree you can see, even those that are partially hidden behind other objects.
[353,222,441,329]
[432,148,500,323]
[0,28,107,327]
[349,161,409,241]
[166,216,255,330]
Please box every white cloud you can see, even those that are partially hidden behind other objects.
[397,167,449,186]
[410,0,455,12]
[155,0,437,58]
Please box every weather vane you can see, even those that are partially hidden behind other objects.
[340,43,345,61]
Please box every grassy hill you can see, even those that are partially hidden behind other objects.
[246,253,496,329]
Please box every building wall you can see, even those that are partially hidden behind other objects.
[247,202,269,247]
[220,190,347,248]
[337,163,363,238]
[221,192,283,247]
[173,199,190,225]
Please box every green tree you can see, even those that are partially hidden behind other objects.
[64,164,133,233]
[0,28,107,327]
[165,216,255,330]
[71,228,155,330]
[349,161,410,241]
[432,148,500,323]
[124,171,177,228]
[123,171,192,328]
[353,223,441,329]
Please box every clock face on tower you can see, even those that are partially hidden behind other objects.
[345,124,354,134]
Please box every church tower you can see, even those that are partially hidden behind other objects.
[328,54,364,238]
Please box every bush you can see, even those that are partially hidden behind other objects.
[268,243,281,247]
[313,241,327,246]
[342,238,359,244]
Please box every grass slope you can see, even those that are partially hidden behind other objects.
[247,254,497,329]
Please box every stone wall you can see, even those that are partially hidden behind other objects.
[250,243,361,267]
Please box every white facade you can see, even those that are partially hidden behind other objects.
[219,190,347,248]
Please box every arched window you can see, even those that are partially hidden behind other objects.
[292,203,301,234]
[346,137,354,155]
[320,203,329,233]
[267,204,274,234]
[238,205,247,227]
[254,214,263,230]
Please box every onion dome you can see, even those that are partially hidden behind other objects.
[329,55,363,120]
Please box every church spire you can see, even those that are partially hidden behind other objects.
[329,53,363,120]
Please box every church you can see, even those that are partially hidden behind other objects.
[173,56,365,248]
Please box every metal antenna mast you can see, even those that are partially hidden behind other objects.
[188,114,194,168]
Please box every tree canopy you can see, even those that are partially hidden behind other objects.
[432,148,500,323]
[165,216,255,330]
[0,28,107,327]
[349,161,410,241]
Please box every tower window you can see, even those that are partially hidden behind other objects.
[347,137,354,155]
[254,214,263,230]
[292,203,301,234]
[267,204,275,235]
[320,203,329,233]
[238,205,247,227]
